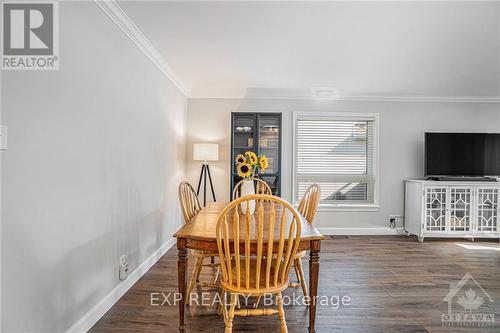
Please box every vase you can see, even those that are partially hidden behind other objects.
[240,179,255,214]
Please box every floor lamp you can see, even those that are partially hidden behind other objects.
[193,143,218,206]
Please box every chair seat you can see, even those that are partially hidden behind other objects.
[221,258,289,295]
[191,249,218,257]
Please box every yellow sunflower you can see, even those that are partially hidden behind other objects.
[259,155,268,170]
[237,163,252,178]
[235,154,245,164]
[245,151,258,165]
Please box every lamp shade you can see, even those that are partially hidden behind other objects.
[193,143,219,161]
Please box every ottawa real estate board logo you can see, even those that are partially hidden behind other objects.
[442,272,495,328]
[2,1,58,70]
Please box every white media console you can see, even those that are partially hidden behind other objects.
[405,179,500,242]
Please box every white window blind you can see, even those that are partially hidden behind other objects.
[294,113,378,207]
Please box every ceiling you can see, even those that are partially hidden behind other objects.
[119,1,500,99]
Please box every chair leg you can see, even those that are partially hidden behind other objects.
[221,291,228,319]
[195,257,205,283]
[289,258,302,288]
[187,257,203,304]
[294,261,301,283]
[277,292,288,333]
[225,293,237,333]
[295,258,309,298]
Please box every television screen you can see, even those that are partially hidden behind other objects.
[425,133,500,177]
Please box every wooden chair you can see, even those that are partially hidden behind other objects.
[297,184,321,224]
[290,184,320,298]
[178,181,202,223]
[232,178,272,200]
[216,195,302,333]
[178,182,219,303]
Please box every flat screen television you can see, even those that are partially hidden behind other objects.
[425,132,500,177]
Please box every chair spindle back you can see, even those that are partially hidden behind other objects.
[232,178,272,200]
[216,195,302,292]
[297,184,321,223]
[178,181,202,223]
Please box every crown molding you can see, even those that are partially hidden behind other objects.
[191,88,500,102]
[334,95,500,103]
[94,0,189,96]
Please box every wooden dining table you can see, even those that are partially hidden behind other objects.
[174,201,325,333]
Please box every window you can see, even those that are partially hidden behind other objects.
[293,112,379,209]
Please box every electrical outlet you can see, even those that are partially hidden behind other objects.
[389,215,404,229]
[119,255,129,281]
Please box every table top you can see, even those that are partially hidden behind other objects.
[174,201,324,242]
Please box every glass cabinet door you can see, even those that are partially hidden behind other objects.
[448,187,472,232]
[425,187,447,232]
[476,187,499,232]
[258,115,280,174]
[231,113,282,197]
[232,115,256,197]
[233,115,255,152]
[257,114,280,195]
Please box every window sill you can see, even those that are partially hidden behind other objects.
[317,204,380,212]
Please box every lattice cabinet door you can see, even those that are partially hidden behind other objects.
[476,187,499,232]
[448,187,473,232]
[424,187,447,232]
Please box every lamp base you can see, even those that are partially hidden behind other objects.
[196,162,216,206]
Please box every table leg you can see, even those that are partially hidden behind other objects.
[177,238,188,332]
[308,240,320,333]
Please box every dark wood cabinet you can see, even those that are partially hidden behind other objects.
[230,112,282,196]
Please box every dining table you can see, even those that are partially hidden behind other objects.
[174,201,325,333]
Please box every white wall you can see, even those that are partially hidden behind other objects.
[187,98,500,230]
[1,2,186,332]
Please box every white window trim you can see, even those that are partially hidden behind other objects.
[292,111,380,211]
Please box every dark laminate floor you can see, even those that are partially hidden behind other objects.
[90,236,500,332]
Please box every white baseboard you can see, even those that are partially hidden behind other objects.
[66,238,176,333]
[318,227,400,235]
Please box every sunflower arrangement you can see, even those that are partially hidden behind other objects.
[235,151,269,180]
